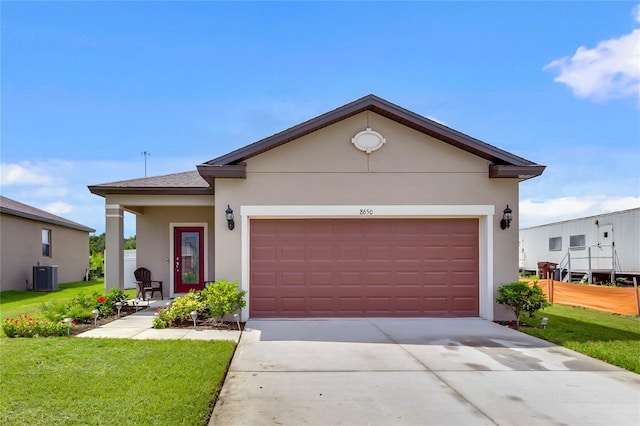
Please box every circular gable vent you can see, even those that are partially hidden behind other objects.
[351,128,386,154]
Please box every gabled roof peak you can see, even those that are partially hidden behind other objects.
[198,94,544,183]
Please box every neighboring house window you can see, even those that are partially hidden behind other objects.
[549,237,562,251]
[42,229,51,257]
[569,234,585,250]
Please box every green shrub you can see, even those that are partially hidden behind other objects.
[39,300,70,322]
[496,281,550,328]
[39,289,128,324]
[97,288,128,317]
[152,315,167,329]
[201,280,246,319]
[151,281,246,329]
[157,290,205,326]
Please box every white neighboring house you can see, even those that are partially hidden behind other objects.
[519,208,640,283]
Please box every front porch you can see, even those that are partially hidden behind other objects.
[89,172,216,298]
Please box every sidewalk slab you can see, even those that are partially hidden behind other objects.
[76,304,241,342]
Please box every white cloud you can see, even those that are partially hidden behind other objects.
[426,116,448,126]
[43,201,73,215]
[0,163,53,186]
[520,195,640,228]
[544,6,640,103]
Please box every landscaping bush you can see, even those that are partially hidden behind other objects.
[201,280,246,319]
[155,289,205,327]
[496,281,549,328]
[2,314,73,337]
[152,282,246,328]
[39,289,128,324]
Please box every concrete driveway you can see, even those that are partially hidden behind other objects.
[211,318,639,425]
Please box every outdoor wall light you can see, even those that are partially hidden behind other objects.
[190,310,198,328]
[225,205,235,230]
[92,309,99,326]
[500,205,513,230]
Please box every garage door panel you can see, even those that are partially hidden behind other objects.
[310,272,333,286]
[309,246,333,261]
[250,218,479,317]
[452,271,479,285]
[252,271,277,286]
[252,246,277,261]
[281,272,305,287]
[366,271,392,285]
[252,297,278,313]
[337,246,363,261]
[310,297,334,312]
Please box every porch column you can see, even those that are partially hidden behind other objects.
[105,204,124,291]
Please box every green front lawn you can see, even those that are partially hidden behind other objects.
[519,304,640,374]
[0,280,237,424]
[0,279,136,322]
[0,338,236,425]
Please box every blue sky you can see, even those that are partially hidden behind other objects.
[2,1,639,237]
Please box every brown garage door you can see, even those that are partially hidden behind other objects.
[250,218,479,317]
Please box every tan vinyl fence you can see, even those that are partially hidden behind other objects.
[531,279,640,316]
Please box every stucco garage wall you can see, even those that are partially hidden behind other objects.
[136,206,214,297]
[213,112,520,320]
[0,214,90,291]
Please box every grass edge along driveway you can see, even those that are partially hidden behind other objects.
[0,338,236,426]
[520,304,640,374]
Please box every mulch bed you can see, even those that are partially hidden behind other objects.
[171,318,246,331]
[70,307,246,336]
[494,320,538,330]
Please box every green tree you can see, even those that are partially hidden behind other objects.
[124,235,136,250]
[496,282,549,328]
[89,233,136,253]
[89,233,105,254]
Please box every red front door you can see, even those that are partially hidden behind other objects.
[174,227,205,293]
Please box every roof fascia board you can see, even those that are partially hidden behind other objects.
[88,186,214,197]
[196,164,247,178]
[0,207,95,233]
[489,164,546,181]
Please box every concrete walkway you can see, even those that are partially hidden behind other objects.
[76,302,241,342]
[211,318,640,426]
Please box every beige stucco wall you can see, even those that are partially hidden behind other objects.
[136,206,214,297]
[0,214,90,291]
[213,111,521,320]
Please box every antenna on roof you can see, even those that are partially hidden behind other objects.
[141,151,151,177]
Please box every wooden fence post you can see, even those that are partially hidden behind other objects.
[634,277,639,317]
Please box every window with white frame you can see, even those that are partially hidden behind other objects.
[42,229,51,257]
[569,234,585,250]
[549,236,562,251]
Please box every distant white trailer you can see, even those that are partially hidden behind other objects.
[519,207,640,283]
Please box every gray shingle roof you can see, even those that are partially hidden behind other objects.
[0,196,95,233]
[88,171,213,196]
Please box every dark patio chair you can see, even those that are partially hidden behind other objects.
[134,267,163,301]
